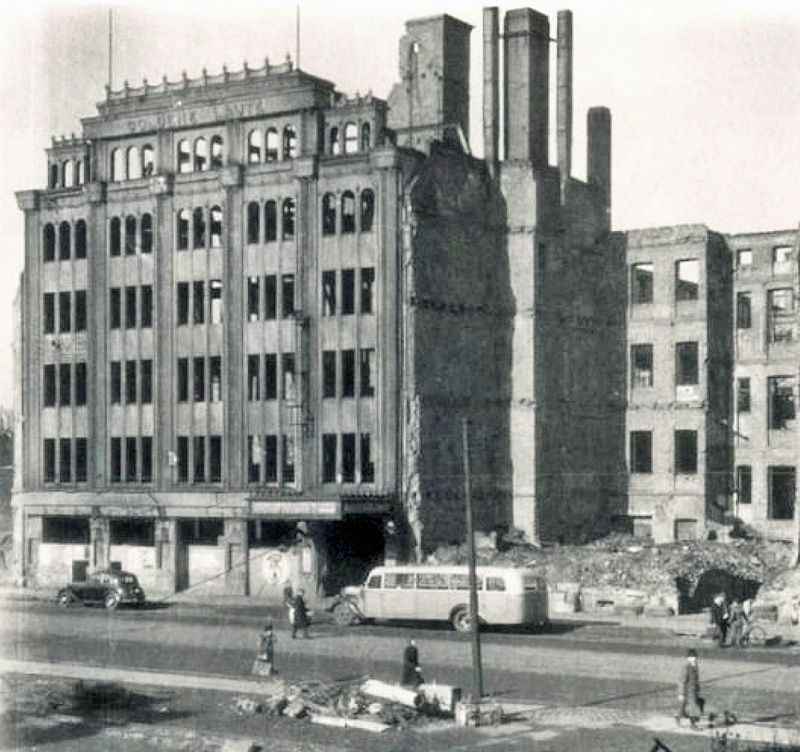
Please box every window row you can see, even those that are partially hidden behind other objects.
[247,434,296,485]
[629,429,698,475]
[321,432,375,484]
[629,342,698,389]
[175,435,224,484]
[177,356,223,403]
[246,274,295,321]
[177,136,224,174]
[43,291,87,335]
[48,158,87,190]
[43,221,87,262]
[110,214,153,256]
[109,286,153,330]
[321,189,375,235]
[245,199,296,244]
[176,280,224,325]
[246,353,296,401]
[246,126,297,164]
[110,144,156,182]
[736,375,796,429]
[110,436,154,483]
[328,122,371,156]
[736,289,795,343]
[110,360,153,405]
[736,246,794,275]
[43,363,87,407]
[177,206,224,250]
[631,258,699,305]
[736,465,796,520]
[43,437,88,483]
[321,267,375,316]
[322,349,376,398]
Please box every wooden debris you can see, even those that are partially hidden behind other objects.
[360,679,420,708]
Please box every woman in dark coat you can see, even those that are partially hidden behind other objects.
[291,589,310,639]
[677,649,704,728]
[400,638,423,688]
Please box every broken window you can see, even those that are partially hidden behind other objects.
[194,137,207,172]
[360,189,375,232]
[248,130,263,164]
[58,291,71,332]
[361,433,375,482]
[75,220,87,259]
[210,206,223,247]
[59,437,72,483]
[62,161,73,187]
[193,356,205,402]
[127,146,141,180]
[141,213,153,253]
[247,202,260,244]
[110,217,121,256]
[282,274,295,318]
[177,282,189,325]
[264,354,277,400]
[341,269,355,314]
[343,123,358,154]
[736,292,752,329]
[75,438,87,482]
[124,215,136,255]
[264,275,277,320]
[675,342,698,386]
[210,279,223,324]
[142,144,155,176]
[631,263,653,304]
[43,365,56,407]
[141,285,153,328]
[109,287,121,329]
[177,139,191,173]
[330,127,340,155]
[772,246,793,275]
[194,436,206,482]
[342,433,356,481]
[282,353,296,401]
[361,123,371,151]
[177,358,189,402]
[43,293,55,334]
[110,361,121,404]
[264,435,277,482]
[125,286,137,329]
[177,209,190,250]
[282,434,295,483]
[282,198,295,239]
[125,437,137,482]
[283,126,297,159]
[125,360,137,404]
[341,191,356,233]
[43,439,56,482]
[769,288,794,342]
[674,430,697,474]
[322,434,336,483]
[322,193,336,235]
[342,349,355,397]
[265,201,277,242]
[737,377,751,413]
[737,249,752,269]
[209,436,222,482]
[59,221,71,260]
[769,466,795,520]
[323,351,336,398]
[630,344,653,389]
[59,363,71,406]
[737,465,752,505]
[630,431,652,474]
[675,259,699,302]
[177,436,189,482]
[248,355,260,400]
[248,277,260,321]
[210,136,223,169]
[111,148,125,181]
[193,207,206,249]
[361,267,375,313]
[193,281,205,325]
[110,437,122,482]
[141,359,152,404]
[265,129,279,161]
[75,363,87,406]
[209,356,222,401]
[43,224,56,262]
[360,348,376,397]
[769,376,796,430]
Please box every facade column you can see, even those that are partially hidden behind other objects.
[90,515,110,570]
[223,517,247,595]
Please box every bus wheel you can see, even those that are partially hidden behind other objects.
[333,601,358,626]
[451,607,472,633]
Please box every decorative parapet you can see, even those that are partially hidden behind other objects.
[48,134,89,153]
[148,174,173,197]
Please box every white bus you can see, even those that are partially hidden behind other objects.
[331,565,548,632]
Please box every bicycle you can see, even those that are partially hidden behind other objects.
[738,621,767,648]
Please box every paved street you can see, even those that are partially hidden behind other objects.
[1,598,799,750]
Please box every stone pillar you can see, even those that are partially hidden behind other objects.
[223,517,247,595]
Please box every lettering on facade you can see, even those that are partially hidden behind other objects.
[126,98,278,134]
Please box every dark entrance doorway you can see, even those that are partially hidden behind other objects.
[323,516,385,596]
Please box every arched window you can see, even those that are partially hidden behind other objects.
[360,189,375,232]
[248,130,263,164]
[177,209,190,251]
[177,139,191,173]
[210,136,223,168]
[58,221,71,260]
[341,191,356,233]
[141,214,153,254]
[62,161,74,188]
[330,127,340,156]
[194,137,207,171]
[110,217,122,256]
[141,144,155,176]
[123,216,136,255]
[49,164,58,189]
[344,123,358,154]
[264,201,277,242]
[322,193,336,235]
[192,207,206,249]
[43,224,56,262]
[265,129,279,161]
[210,205,223,247]
[111,148,125,181]
[283,126,297,159]
[127,146,141,179]
[75,220,87,259]
[75,159,85,185]
[246,202,260,244]
[360,123,371,151]
[282,198,295,239]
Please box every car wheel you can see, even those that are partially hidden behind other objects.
[58,591,73,608]
[104,592,120,610]
[451,606,472,633]
[332,601,358,626]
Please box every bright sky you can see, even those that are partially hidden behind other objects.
[0,1,798,410]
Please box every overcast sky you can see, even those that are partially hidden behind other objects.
[0,1,798,409]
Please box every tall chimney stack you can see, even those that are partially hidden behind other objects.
[483,7,500,177]
[587,106,612,226]
[503,8,550,165]
[556,10,573,202]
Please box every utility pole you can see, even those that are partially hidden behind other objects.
[462,418,484,701]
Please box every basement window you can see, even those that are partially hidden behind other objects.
[769,376,796,430]
[768,466,795,520]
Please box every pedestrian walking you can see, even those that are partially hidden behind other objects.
[676,648,704,729]
[252,622,276,677]
[728,599,745,647]
[400,637,424,688]
[291,588,310,639]
[710,592,730,647]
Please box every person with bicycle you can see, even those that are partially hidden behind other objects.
[729,599,745,647]
[710,592,730,647]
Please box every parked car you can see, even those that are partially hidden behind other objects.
[56,569,146,610]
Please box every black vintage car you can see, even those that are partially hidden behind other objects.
[56,569,146,610]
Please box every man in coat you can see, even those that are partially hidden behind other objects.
[400,637,423,688]
[710,592,730,647]
[291,588,310,639]
[677,648,704,728]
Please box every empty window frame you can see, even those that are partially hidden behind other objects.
[110,361,122,404]
[43,224,56,262]
[342,433,356,482]
[111,149,125,181]
[772,246,793,275]
[176,139,191,173]
[675,259,699,302]
[58,221,71,260]
[341,269,355,314]
[630,431,652,474]
[193,357,205,402]
[264,275,277,320]
[209,356,222,402]
[360,348,376,396]
[631,263,654,304]
[141,285,153,328]
[342,350,355,397]
[360,123,371,151]
[361,267,375,313]
[322,434,336,482]
[769,376,796,430]
[209,279,223,323]
[675,342,699,386]
[768,288,794,342]
[630,344,653,388]
[124,215,136,255]
[247,202,260,244]
[247,277,260,321]
[283,126,297,159]
[360,189,375,232]
[177,358,189,402]
[43,293,55,334]
[75,362,87,406]
[282,274,295,318]
[142,144,155,176]
[674,430,698,474]
[736,292,752,329]
[322,271,336,316]
[361,433,375,482]
[737,465,752,505]
[125,360,137,404]
[126,146,141,180]
[177,209,190,250]
[343,123,358,154]
[194,137,207,172]
[323,351,336,398]
[264,354,277,400]
[282,434,295,483]
[210,205,223,247]
[62,160,74,187]
[247,355,260,400]
[192,208,206,249]
[125,286,137,329]
[58,291,71,333]
[282,353,296,401]
[210,136,224,168]
[265,201,277,242]
[768,466,795,520]
[737,249,753,269]
[265,129,279,161]
[329,127,340,155]
[737,377,751,413]
[341,191,356,233]
[282,198,295,239]
[322,193,336,235]
[141,213,153,253]
[248,130,263,164]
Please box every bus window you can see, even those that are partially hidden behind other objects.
[449,573,483,591]
[367,575,382,589]
[417,572,448,590]
[486,576,506,592]
[384,573,414,589]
